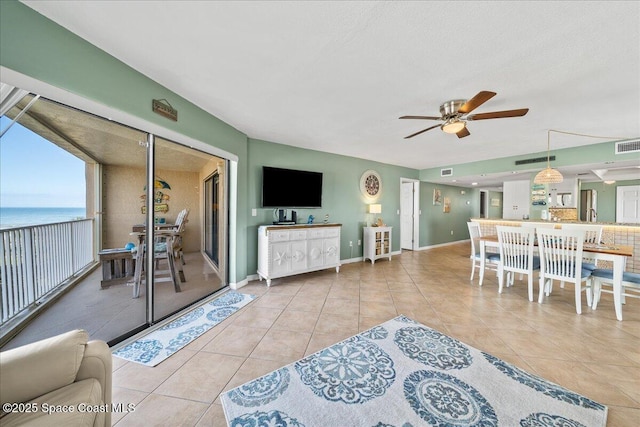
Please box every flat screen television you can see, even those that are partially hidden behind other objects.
[261,166,323,208]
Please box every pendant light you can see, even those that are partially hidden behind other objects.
[534,130,563,184]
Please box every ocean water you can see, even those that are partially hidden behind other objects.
[0,207,86,229]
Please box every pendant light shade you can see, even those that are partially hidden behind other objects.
[534,130,563,184]
[534,167,564,184]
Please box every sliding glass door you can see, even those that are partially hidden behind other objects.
[150,137,228,322]
[1,81,229,348]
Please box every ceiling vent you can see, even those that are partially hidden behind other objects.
[615,139,640,154]
[440,168,453,177]
[515,156,555,165]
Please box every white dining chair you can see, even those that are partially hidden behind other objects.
[591,269,640,320]
[536,228,593,314]
[561,224,603,271]
[467,221,500,285]
[496,226,540,301]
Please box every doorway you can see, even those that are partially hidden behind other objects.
[400,179,419,250]
[480,190,488,218]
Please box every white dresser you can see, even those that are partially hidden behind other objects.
[363,226,392,264]
[257,224,341,286]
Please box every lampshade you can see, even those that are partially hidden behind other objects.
[368,204,382,214]
[534,167,564,184]
[442,119,466,134]
[534,130,564,184]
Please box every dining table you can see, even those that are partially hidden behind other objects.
[479,235,634,321]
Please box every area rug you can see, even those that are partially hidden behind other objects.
[113,291,255,366]
[221,315,606,427]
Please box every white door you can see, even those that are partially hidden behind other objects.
[616,185,640,223]
[401,181,416,250]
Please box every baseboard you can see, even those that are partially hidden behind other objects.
[230,277,253,290]
[416,239,469,251]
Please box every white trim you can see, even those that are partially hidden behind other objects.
[417,240,469,251]
[230,277,250,290]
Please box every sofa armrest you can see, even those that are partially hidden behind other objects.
[76,340,112,426]
[0,330,88,405]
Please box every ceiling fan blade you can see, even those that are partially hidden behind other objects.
[456,127,470,138]
[404,124,441,139]
[458,91,497,114]
[466,108,529,121]
[399,115,442,120]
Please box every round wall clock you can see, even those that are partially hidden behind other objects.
[360,170,382,198]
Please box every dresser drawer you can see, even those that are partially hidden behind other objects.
[269,231,290,242]
[290,230,307,240]
[324,228,340,238]
[308,229,326,239]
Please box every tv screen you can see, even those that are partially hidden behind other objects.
[261,166,323,208]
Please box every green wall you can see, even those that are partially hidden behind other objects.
[246,139,419,273]
[488,190,503,218]
[419,183,479,245]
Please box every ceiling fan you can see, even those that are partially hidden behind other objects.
[399,91,529,139]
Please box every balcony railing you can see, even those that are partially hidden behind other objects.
[0,219,94,326]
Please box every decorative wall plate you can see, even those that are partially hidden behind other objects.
[360,170,382,198]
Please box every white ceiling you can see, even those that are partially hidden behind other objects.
[22,1,640,187]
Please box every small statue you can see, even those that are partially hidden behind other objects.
[307,215,314,224]
[324,213,329,224]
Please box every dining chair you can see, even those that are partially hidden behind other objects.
[590,268,640,320]
[536,228,593,314]
[467,221,500,285]
[561,224,603,271]
[496,225,540,301]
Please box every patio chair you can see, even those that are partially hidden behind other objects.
[157,208,189,267]
[536,228,593,314]
[496,225,540,301]
[130,229,183,299]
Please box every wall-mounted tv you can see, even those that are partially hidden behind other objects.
[261,166,323,208]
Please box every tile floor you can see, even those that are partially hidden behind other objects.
[111,243,640,426]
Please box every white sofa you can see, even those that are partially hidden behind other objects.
[0,329,112,427]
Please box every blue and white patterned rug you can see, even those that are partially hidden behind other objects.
[113,291,255,366]
[221,315,606,427]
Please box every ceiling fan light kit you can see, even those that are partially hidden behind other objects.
[400,90,529,139]
[441,118,465,134]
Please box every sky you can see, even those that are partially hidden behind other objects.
[0,116,86,208]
